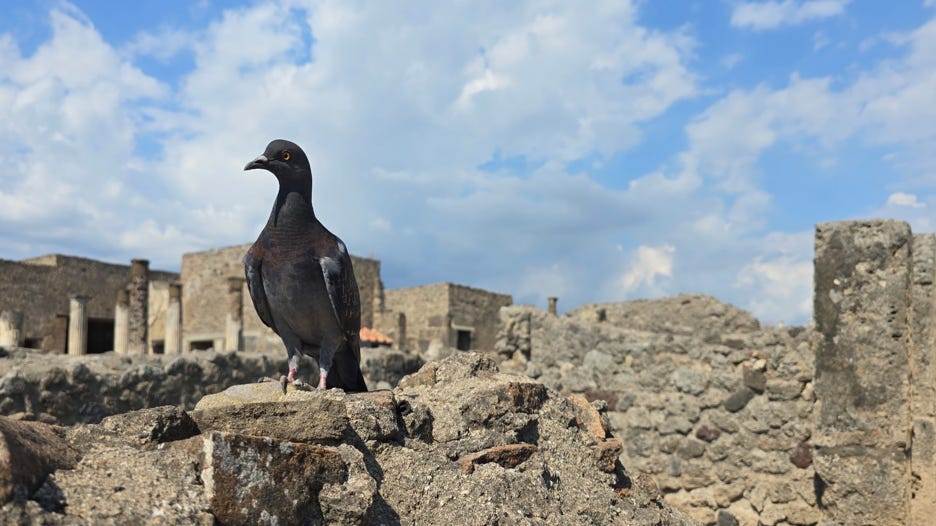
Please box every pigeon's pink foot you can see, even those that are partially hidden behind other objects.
[317,370,328,391]
[259,368,310,391]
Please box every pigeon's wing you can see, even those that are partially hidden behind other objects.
[244,242,276,330]
[319,239,362,341]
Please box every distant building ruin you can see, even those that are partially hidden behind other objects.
[0,244,512,356]
[0,255,178,353]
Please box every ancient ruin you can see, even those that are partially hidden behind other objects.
[0,243,511,360]
[1,219,933,525]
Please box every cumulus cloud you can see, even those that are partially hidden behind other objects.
[4,1,936,325]
[887,192,925,208]
[731,0,852,31]
[617,244,676,296]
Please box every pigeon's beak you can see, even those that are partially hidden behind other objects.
[244,154,268,171]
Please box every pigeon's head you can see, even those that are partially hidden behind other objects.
[244,139,312,192]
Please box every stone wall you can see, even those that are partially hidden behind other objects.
[497,296,818,526]
[0,255,176,352]
[449,283,513,351]
[384,283,452,352]
[384,283,512,353]
[0,345,421,425]
[496,219,936,526]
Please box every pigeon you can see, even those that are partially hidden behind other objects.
[243,139,367,392]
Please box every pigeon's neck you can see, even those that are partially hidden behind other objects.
[271,186,315,228]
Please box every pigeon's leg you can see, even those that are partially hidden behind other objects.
[258,335,310,390]
[317,335,337,390]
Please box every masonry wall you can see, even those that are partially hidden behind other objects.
[384,283,451,352]
[0,255,177,352]
[497,296,818,526]
[448,284,513,351]
[496,219,936,526]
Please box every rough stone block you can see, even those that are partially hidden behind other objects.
[723,387,755,413]
[202,431,347,525]
[814,220,912,448]
[191,384,348,444]
[814,220,914,525]
[814,445,909,526]
[0,417,79,503]
[458,443,538,474]
[344,390,402,442]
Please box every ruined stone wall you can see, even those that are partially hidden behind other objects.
[496,220,936,526]
[384,283,451,352]
[811,220,934,526]
[497,296,818,526]
[448,284,512,351]
[0,255,176,351]
[351,256,382,329]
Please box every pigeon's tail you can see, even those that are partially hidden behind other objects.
[328,338,368,393]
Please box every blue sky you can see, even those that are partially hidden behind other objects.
[2,0,935,325]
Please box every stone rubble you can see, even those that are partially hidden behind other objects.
[0,352,697,525]
[496,295,819,526]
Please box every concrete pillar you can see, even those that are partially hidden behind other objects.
[67,295,91,356]
[225,277,244,351]
[813,220,912,526]
[128,259,149,356]
[910,233,936,525]
[165,283,182,355]
[113,289,129,355]
[547,297,558,316]
[0,310,24,348]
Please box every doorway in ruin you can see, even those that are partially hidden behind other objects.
[87,318,114,354]
[456,329,472,351]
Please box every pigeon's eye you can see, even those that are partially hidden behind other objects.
[282,151,291,161]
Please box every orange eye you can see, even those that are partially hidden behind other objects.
[282,151,291,161]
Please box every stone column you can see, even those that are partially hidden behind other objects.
[910,233,936,525]
[813,220,912,526]
[0,310,24,348]
[113,289,129,355]
[128,259,149,356]
[67,295,91,356]
[394,312,407,351]
[596,308,607,323]
[547,297,558,316]
[225,277,244,351]
[165,283,182,355]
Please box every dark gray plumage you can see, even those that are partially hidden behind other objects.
[243,139,367,392]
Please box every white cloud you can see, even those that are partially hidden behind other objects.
[887,192,925,208]
[618,244,676,295]
[731,0,851,31]
[734,231,813,324]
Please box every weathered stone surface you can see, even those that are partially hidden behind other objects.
[568,393,607,441]
[814,220,913,525]
[202,431,346,525]
[191,383,348,444]
[742,367,766,393]
[789,441,812,469]
[1,352,697,525]
[814,445,910,526]
[723,387,756,413]
[0,417,79,503]
[458,443,538,474]
[344,389,401,442]
[695,425,721,443]
[498,295,818,526]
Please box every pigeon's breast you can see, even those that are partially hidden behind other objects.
[260,244,336,341]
